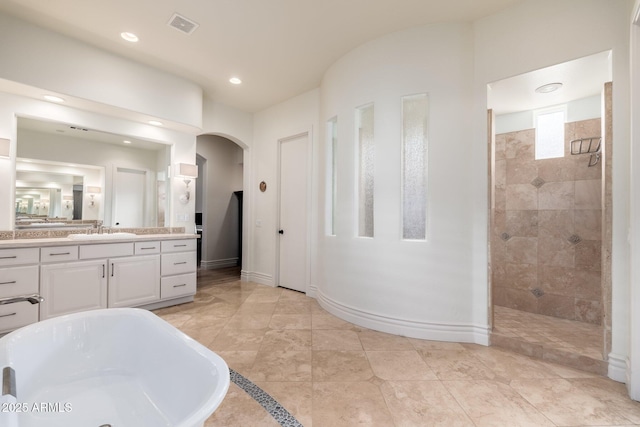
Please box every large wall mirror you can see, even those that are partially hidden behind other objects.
[15,161,89,227]
[16,117,171,229]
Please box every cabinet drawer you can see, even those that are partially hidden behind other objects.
[161,239,197,253]
[161,273,196,299]
[161,252,197,276]
[135,241,160,255]
[41,246,79,263]
[80,242,134,259]
[0,248,39,267]
[0,301,39,334]
[0,265,39,299]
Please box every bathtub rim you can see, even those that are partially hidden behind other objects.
[0,307,230,427]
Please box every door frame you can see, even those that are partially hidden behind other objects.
[195,153,207,264]
[628,1,640,399]
[276,129,313,293]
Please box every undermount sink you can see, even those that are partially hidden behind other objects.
[67,232,138,241]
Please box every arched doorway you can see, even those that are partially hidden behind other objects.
[196,134,245,281]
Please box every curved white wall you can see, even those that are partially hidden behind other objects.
[318,23,485,343]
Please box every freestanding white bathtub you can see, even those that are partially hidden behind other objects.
[0,308,230,427]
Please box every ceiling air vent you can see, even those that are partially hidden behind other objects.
[167,13,199,35]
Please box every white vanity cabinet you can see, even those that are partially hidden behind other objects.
[80,242,161,310]
[40,242,160,319]
[40,245,107,320]
[0,247,40,333]
[160,239,197,300]
[40,258,107,320]
[108,254,160,308]
[2,235,197,328]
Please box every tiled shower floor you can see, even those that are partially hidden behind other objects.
[491,305,606,374]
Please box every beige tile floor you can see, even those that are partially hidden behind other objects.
[493,306,603,359]
[492,305,606,374]
[154,271,640,427]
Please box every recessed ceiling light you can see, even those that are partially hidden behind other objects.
[121,32,139,42]
[535,82,563,94]
[123,140,132,144]
[43,95,64,103]
[229,77,242,85]
[148,120,163,126]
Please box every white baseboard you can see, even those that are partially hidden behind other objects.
[317,291,490,345]
[200,257,239,269]
[307,284,318,298]
[608,352,627,383]
[240,270,251,282]
[241,271,275,287]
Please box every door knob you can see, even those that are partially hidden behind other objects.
[278,229,284,235]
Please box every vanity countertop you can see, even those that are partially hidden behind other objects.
[0,233,198,249]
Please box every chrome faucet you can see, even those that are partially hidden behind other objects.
[0,294,43,305]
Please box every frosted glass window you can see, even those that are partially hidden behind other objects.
[402,94,428,240]
[535,108,565,160]
[357,104,374,238]
[326,117,338,236]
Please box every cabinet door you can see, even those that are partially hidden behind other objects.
[109,254,160,308]
[40,260,107,320]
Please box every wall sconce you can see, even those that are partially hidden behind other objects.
[87,186,101,207]
[176,163,198,204]
[63,195,74,209]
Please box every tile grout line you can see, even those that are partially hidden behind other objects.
[229,368,304,427]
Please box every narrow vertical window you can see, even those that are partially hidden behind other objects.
[357,104,374,238]
[402,93,428,240]
[535,107,565,160]
[326,117,338,236]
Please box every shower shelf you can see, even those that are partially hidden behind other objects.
[570,136,601,167]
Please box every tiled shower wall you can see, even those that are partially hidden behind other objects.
[492,118,602,325]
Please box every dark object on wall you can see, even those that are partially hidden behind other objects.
[234,191,243,267]
[72,185,83,220]
[195,212,203,267]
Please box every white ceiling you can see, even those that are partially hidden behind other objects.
[0,0,525,113]
[488,51,612,115]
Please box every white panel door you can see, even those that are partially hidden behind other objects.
[114,167,145,227]
[278,133,308,293]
